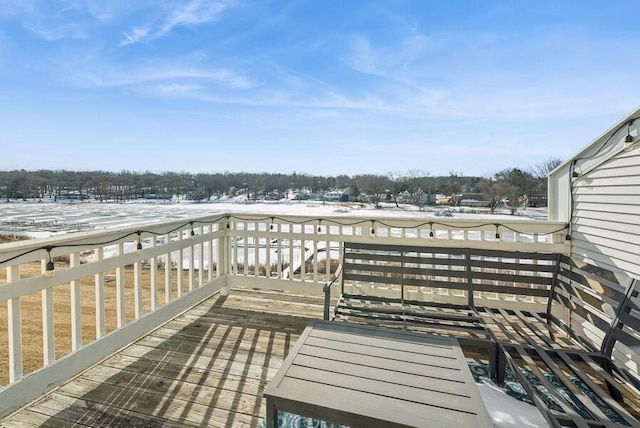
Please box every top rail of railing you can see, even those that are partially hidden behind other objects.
[0,214,227,267]
[224,212,569,251]
[0,212,569,266]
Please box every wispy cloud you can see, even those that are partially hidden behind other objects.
[120,26,150,46]
[0,1,89,41]
[0,0,37,19]
[23,21,85,41]
[156,83,205,95]
[337,22,640,122]
[159,0,233,36]
[66,61,256,91]
[120,0,237,46]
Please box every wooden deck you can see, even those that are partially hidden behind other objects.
[0,290,326,427]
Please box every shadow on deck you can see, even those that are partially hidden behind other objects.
[0,290,325,428]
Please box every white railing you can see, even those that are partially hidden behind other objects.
[225,213,568,293]
[0,212,568,416]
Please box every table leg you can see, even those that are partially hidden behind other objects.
[266,397,277,428]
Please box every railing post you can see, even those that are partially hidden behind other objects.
[466,248,474,307]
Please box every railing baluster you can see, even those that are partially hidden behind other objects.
[95,247,105,339]
[276,224,282,278]
[177,231,184,297]
[70,252,82,351]
[243,222,249,276]
[134,250,142,319]
[300,225,307,281]
[150,236,157,310]
[313,236,318,282]
[266,222,272,278]
[188,230,195,292]
[288,225,294,281]
[7,265,22,382]
[165,243,172,304]
[216,227,223,280]
[326,235,332,278]
[198,226,204,286]
[207,226,214,282]
[254,222,259,278]
[40,260,54,365]
[230,236,236,276]
[116,242,125,328]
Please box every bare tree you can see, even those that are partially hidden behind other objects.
[529,156,563,195]
[530,157,563,180]
[387,172,405,208]
[445,171,464,206]
[403,169,430,211]
[356,174,389,208]
[478,177,502,214]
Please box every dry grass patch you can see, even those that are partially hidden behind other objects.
[0,234,31,244]
[0,261,197,386]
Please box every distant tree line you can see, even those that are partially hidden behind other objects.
[0,157,562,213]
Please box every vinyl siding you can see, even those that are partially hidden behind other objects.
[571,149,640,277]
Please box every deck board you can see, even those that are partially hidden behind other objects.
[0,290,324,428]
[2,288,638,427]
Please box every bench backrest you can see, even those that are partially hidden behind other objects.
[340,243,640,383]
[607,280,640,385]
[553,255,640,384]
[342,242,558,307]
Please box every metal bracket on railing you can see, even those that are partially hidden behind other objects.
[323,265,343,320]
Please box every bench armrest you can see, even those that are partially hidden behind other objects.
[323,264,343,320]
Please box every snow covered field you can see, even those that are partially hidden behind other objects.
[0,200,549,274]
[0,199,547,237]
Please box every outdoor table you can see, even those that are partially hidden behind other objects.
[264,320,492,427]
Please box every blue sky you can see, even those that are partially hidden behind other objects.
[1,0,639,177]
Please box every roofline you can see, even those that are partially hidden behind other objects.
[548,105,640,177]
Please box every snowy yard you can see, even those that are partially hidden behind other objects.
[0,199,547,237]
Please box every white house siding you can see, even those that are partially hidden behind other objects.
[548,108,640,378]
[571,148,640,277]
[549,107,640,279]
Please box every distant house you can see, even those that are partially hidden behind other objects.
[292,192,310,200]
[398,191,411,204]
[56,190,89,201]
[323,188,356,202]
[460,193,491,208]
[264,191,283,200]
[143,193,170,200]
[435,194,451,205]
[398,190,434,205]
[526,194,548,207]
